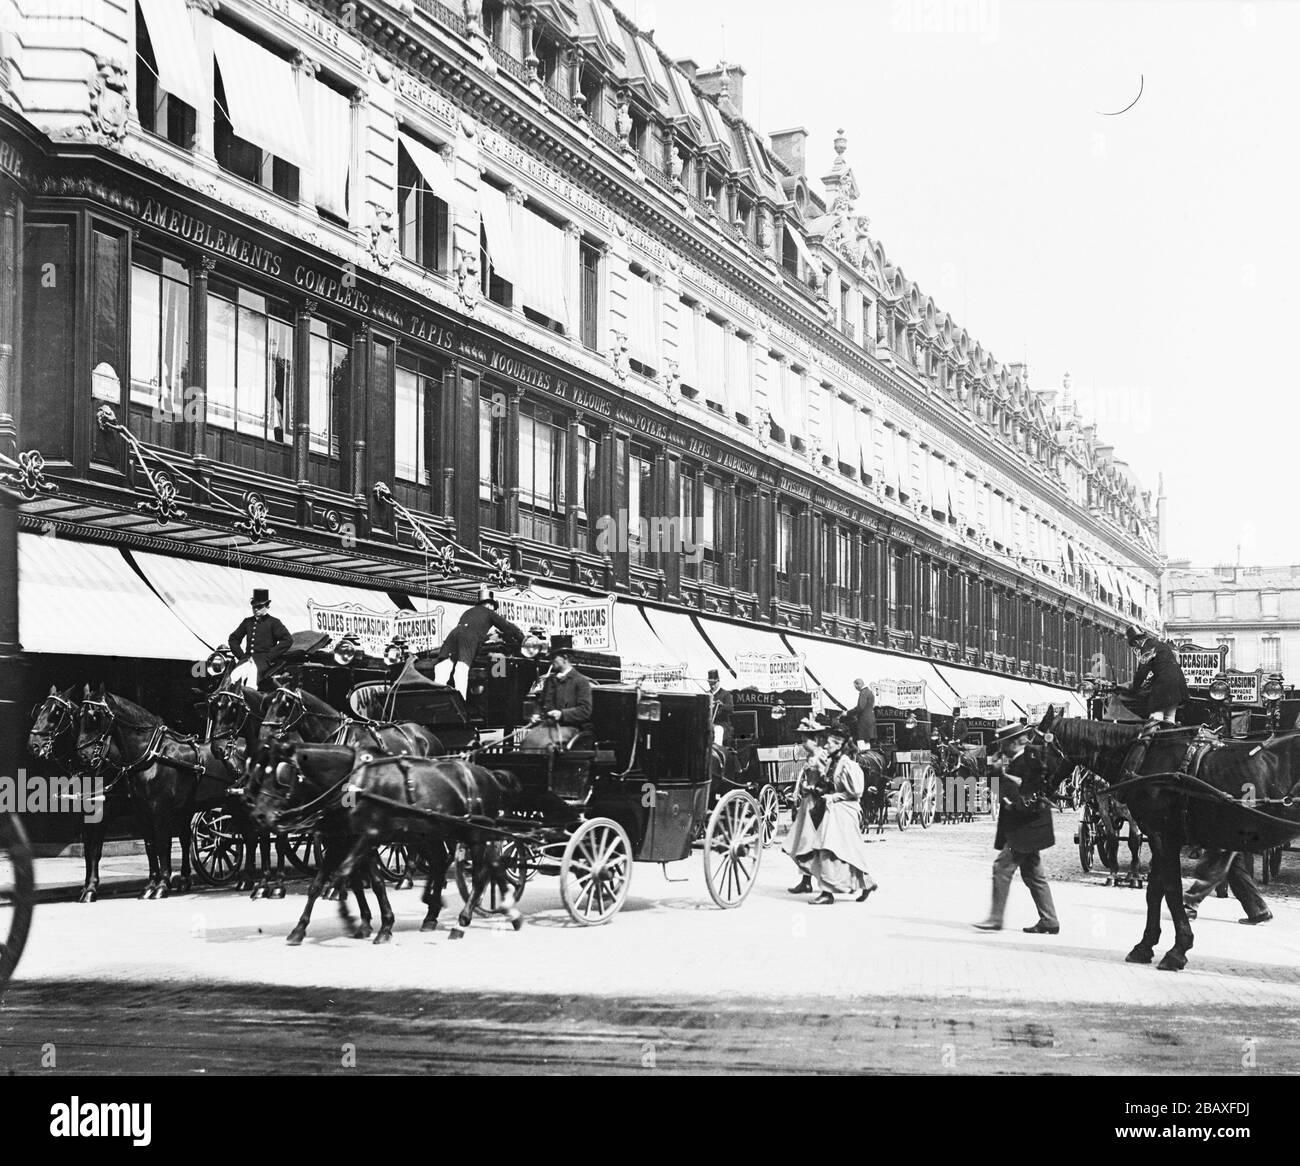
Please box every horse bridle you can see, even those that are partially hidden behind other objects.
[206,689,251,770]
[31,692,77,758]
[261,687,346,738]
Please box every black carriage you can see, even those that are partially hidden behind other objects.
[462,685,763,925]
[931,710,999,823]
[723,687,815,845]
[860,686,936,833]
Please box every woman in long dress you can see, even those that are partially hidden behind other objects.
[783,718,878,905]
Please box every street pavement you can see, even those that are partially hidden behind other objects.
[3,810,1300,1073]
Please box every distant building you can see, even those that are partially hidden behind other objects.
[1165,563,1300,677]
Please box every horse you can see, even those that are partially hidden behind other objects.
[29,685,134,903]
[1038,711,1300,971]
[76,683,215,899]
[243,739,408,944]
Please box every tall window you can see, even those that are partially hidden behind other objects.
[482,0,504,46]
[130,251,190,413]
[628,450,653,566]
[214,65,297,201]
[579,67,603,127]
[206,284,293,441]
[135,6,194,149]
[574,423,599,548]
[307,318,347,458]
[398,145,449,271]
[517,403,567,544]
[862,538,879,624]
[776,505,796,602]
[1261,636,1282,671]
[700,478,720,584]
[1215,591,1233,618]
[1263,591,1280,618]
[395,360,439,497]
[478,387,504,530]
[580,241,601,351]
[889,547,912,633]
[829,526,853,617]
[679,466,698,579]
[734,487,754,593]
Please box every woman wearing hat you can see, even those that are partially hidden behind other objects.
[783,716,878,905]
[974,722,1059,934]
[227,589,293,688]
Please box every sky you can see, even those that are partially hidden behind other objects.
[616,0,1300,569]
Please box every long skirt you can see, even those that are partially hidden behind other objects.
[784,798,876,894]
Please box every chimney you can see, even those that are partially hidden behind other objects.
[1156,473,1167,558]
[675,58,699,80]
[695,63,744,117]
[769,127,808,177]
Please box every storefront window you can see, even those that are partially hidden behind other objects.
[206,285,292,441]
[517,403,567,544]
[130,253,191,412]
[395,367,427,483]
[308,318,347,458]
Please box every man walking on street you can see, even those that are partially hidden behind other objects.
[974,722,1060,934]
[1184,849,1272,925]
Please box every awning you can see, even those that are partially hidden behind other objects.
[834,396,855,467]
[765,358,788,429]
[211,21,310,168]
[137,0,206,113]
[694,616,818,692]
[626,271,658,366]
[611,602,690,686]
[311,81,351,220]
[399,131,459,207]
[784,222,817,274]
[699,316,728,410]
[781,631,951,715]
[478,183,518,286]
[128,550,420,655]
[515,205,571,331]
[18,534,211,661]
[638,606,726,691]
[856,408,873,480]
[930,662,1068,718]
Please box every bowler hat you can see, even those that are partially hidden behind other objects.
[250,588,271,606]
[795,714,830,736]
[991,721,1032,751]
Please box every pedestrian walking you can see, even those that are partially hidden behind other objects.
[784,716,878,905]
[974,722,1060,934]
[1184,850,1272,925]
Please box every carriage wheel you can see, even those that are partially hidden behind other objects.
[281,831,317,875]
[189,808,245,887]
[896,780,913,832]
[559,818,632,926]
[1270,847,1283,878]
[1077,817,1094,873]
[0,814,35,989]
[757,784,781,847]
[454,840,532,916]
[1097,834,1120,872]
[704,790,763,909]
[373,843,409,885]
[915,767,938,830]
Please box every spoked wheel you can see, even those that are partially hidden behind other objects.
[704,790,763,909]
[757,784,781,847]
[373,843,410,885]
[454,840,532,917]
[1077,815,1094,873]
[281,831,317,875]
[189,808,245,887]
[1097,834,1120,872]
[0,813,35,989]
[915,767,938,830]
[559,817,632,926]
[895,780,913,832]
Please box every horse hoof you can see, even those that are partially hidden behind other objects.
[79,890,97,904]
[286,931,305,946]
[267,886,286,900]
[138,887,152,900]
[373,931,393,945]
[353,925,373,940]
[1126,947,1154,964]
[510,915,524,932]
[457,912,472,929]
[449,928,465,941]
[1157,954,1186,972]
[249,886,264,901]
[420,919,438,932]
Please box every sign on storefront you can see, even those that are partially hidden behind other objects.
[873,678,927,709]
[734,652,807,692]
[958,694,1005,721]
[306,601,444,657]
[1226,671,1260,705]
[1176,643,1229,690]
[1024,701,1061,721]
[621,662,691,689]
[494,587,616,652]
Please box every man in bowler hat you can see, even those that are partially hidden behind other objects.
[974,722,1060,934]
[228,588,293,688]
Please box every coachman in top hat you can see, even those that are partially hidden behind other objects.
[227,589,293,688]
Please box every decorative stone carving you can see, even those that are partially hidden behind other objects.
[669,147,685,188]
[87,56,130,143]
[758,212,773,250]
[609,332,630,386]
[661,359,681,410]
[367,205,398,271]
[613,98,632,151]
[455,246,480,311]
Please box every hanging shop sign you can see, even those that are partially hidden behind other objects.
[306,601,444,657]
[493,587,616,652]
[734,652,808,693]
[872,678,927,709]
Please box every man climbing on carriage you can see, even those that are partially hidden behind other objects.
[431,590,526,696]
[1117,624,1191,777]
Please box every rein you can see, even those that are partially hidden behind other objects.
[80,698,206,787]
[30,693,78,757]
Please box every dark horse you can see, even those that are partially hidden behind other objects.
[1040,713,1300,971]
[29,685,134,903]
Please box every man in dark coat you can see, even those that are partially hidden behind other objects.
[974,722,1060,934]
[227,588,293,688]
[851,678,876,749]
[431,593,525,695]
[1184,850,1271,925]
[707,669,734,747]
[533,640,593,744]
[1125,625,1189,722]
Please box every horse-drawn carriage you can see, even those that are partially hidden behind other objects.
[932,699,1002,824]
[859,680,937,833]
[724,687,816,845]
[0,812,34,989]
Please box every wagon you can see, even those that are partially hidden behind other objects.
[0,812,34,989]
[453,685,764,926]
[861,684,937,832]
[725,687,816,845]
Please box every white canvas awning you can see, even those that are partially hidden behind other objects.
[835,396,855,466]
[626,272,658,366]
[636,606,723,691]
[311,81,351,220]
[399,131,458,206]
[764,356,787,429]
[211,21,310,168]
[18,535,211,660]
[856,408,873,480]
[695,616,817,691]
[136,0,206,113]
[784,222,817,274]
[699,317,728,410]
[516,206,571,331]
[478,183,518,286]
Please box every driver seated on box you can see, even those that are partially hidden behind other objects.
[530,638,593,747]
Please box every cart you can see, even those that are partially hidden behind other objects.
[862,679,936,831]
[0,813,34,990]
[727,687,815,845]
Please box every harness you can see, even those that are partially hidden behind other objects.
[80,699,206,789]
[262,689,347,739]
[30,693,77,758]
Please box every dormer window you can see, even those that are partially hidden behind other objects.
[482,1,504,48]
[579,66,604,126]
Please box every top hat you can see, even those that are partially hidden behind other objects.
[547,634,575,660]
[991,721,1033,751]
[707,669,720,682]
[795,714,831,736]
[477,586,498,608]
[1125,624,1149,647]
[250,588,271,606]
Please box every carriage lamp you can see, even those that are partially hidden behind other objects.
[520,633,547,659]
[1078,676,1098,699]
[332,635,361,666]
[636,698,662,722]
[930,729,942,743]
[383,636,409,666]
[1208,675,1230,702]
[1263,675,1285,703]
[204,647,235,677]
